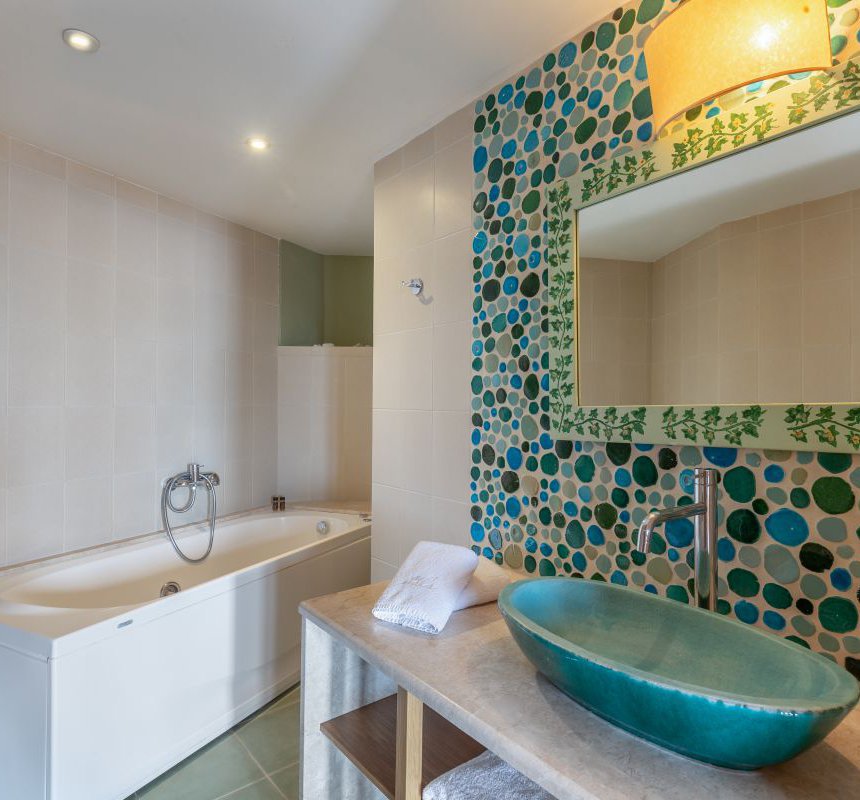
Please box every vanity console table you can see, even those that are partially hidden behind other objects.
[299,583,860,800]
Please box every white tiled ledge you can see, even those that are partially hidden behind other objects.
[278,345,372,358]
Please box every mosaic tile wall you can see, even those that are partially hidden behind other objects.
[469,0,860,677]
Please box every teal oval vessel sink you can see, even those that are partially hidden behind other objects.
[499,578,859,770]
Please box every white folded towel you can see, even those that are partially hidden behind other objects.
[423,751,555,800]
[454,556,515,610]
[372,542,478,634]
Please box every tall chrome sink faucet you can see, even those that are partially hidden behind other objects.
[636,467,719,611]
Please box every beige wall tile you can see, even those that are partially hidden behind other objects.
[372,328,432,410]
[719,350,757,404]
[803,345,851,402]
[697,244,719,300]
[719,215,758,239]
[403,129,435,168]
[117,201,157,275]
[156,193,195,222]
[719,233,758,290]
[7,407,64,488]
[373,244,433,335]
[0,132,278,567]
[0,161,8,244]
[697,298,719,355]
[196,209,227,234]
[397,159,435,253]
[68,259,114,338]
[431,411,471,503]
[68,185,115,266]
[9,165,67,255]
[803,191,851,219]
[718,290,757,351]
[758,348,802,404]
[372,110,476,567]
[432,321,470,412]
[803,212,851,282]
[67,161,114,196]
[157,215,196,285]
[616,260,651,317]
[650,259,666,316]
[434,104,472,150]
[373,147,403,186]
[65,478,113,550]
[116,179,157,210]
[10,246,66,332]
[225,221,253,244]
[431,496,471,548]
[759,283,801,350]
[758,203,802,230]
[10,140,65,179]
[9,323,64,406]
[67,332,113,406]
[852,206,860,277]
[434,137,471,238]
[7,483,64,563]
[371,408,432,493]
[802,278,851,348]
[374,160,434,257]
[433,229,472,325]
[759,223,801,287]
[254,231,278,254]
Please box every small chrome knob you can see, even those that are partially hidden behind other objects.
[316,520,330,535]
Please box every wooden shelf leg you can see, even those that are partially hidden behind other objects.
[395,687,424,800]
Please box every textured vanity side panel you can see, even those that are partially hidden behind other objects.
[301,618,396,800]
[0,643,49,798]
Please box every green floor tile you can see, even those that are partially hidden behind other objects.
[131,687,301,800]
[138,733,265,800]
[239,684,300,727]
[220,778,284,800]
[235,700,300,774]
[269,764,299,800]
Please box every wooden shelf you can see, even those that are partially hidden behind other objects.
[320,693,486,799]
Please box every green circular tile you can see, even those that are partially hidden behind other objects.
[812,477,855,514]
[818,596,858,633]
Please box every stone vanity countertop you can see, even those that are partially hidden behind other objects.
[300,582,860,800]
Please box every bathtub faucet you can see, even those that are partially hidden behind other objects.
[161,463,221,564]
[171,462,221,489]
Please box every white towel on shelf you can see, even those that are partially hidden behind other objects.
[454,556,515,610]
[372,542,478,634]
[423,751,555,800]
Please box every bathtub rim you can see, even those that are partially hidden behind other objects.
[0,502,370,580]
[0,508,371,660]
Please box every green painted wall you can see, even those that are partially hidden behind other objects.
[279,243,373,346]
[279,240,323,346]
[323,255,373,346]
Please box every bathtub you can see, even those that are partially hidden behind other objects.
[0,507,371,800]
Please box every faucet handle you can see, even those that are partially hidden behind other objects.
[187,462,202,482]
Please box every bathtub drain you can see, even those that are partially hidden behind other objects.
[160,581,182,597]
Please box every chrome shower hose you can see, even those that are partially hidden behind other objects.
[160,474,217,564]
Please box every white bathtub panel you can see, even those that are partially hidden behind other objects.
[49,536,370,800]
[0,644,48,799]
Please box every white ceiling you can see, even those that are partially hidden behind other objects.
[0,0,619,255]
[580,110,860,262]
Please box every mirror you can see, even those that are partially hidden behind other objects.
[577,110,860,409]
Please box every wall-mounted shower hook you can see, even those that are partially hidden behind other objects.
[401,278,424,296]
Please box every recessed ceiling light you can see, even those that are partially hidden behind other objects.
[246,136,271,152]
[63,28,100,53]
